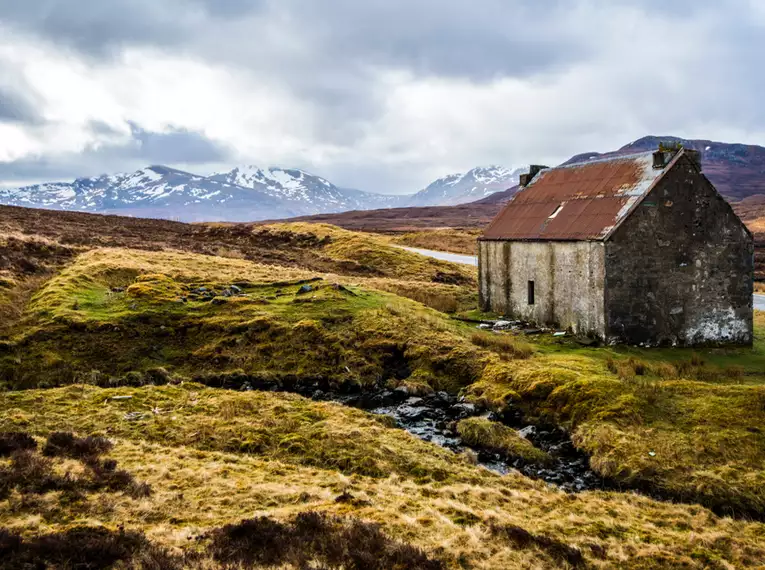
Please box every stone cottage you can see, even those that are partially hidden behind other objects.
[478,146,753,346]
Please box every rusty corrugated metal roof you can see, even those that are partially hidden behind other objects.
[481,151,670,241]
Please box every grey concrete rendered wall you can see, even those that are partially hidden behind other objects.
[605,155,753,346]
[478,240,606,336]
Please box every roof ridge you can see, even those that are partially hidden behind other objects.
[552,150,656,171]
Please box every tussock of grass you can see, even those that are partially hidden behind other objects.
[456,418,551,465]
[606,355,747,383]
[470,332,533,359]
[368,279,466,313]
[0,275,51,339]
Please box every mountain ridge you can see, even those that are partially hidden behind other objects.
[0,163,519,221]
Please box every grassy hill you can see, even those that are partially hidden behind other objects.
[2,206,765,568]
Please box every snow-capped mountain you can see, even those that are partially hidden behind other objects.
[0,163,525,222]
[407,165,525,206]
[0,165,410,222]
[209,166,404,214]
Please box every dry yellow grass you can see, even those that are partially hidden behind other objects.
[392,229,481,256]
[3,384,765,569]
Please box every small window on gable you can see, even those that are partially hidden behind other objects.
[549,203,565,219]
[528,281,535,305]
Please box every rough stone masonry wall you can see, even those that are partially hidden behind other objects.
[605,155,754,346]
[478,240,606,336]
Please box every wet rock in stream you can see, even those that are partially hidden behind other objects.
[308,386,606,493]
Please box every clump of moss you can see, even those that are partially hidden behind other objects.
[456,417,552,465]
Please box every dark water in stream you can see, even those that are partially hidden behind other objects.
[234,379,607,493]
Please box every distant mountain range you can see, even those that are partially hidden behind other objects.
[2,135,763,221]
[0,164,519,222]
[480,135,765,205]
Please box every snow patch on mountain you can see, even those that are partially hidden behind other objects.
[210,166,403,214]
[408,165,524,206]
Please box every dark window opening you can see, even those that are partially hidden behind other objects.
[528,281,535,305]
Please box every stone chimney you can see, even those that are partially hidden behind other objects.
[519,164,548,187]
[652,142,683,169]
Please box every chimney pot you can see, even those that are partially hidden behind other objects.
[652,150,668,169]
[653,142,683,169]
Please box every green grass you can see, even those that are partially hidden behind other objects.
[467,313,765,516]
[260,223,477,285]
[0,248,484,394]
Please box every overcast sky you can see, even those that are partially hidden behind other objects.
[0,0,764,194]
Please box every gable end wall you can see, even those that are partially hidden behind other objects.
[604,155,753,346]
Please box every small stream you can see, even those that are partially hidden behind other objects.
[233,379,607,493]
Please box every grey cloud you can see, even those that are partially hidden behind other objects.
[283,0,587,80]
[0,0,201,57]
[0,0,588,79]
[0,86,39,124]
[128,123,231,164]
[0,124,231,183]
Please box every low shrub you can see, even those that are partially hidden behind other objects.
[490,523,585,568]
[207,511,444,570]
[0,431,150,500]
[0,432,37,456]
[0,527,180,570]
